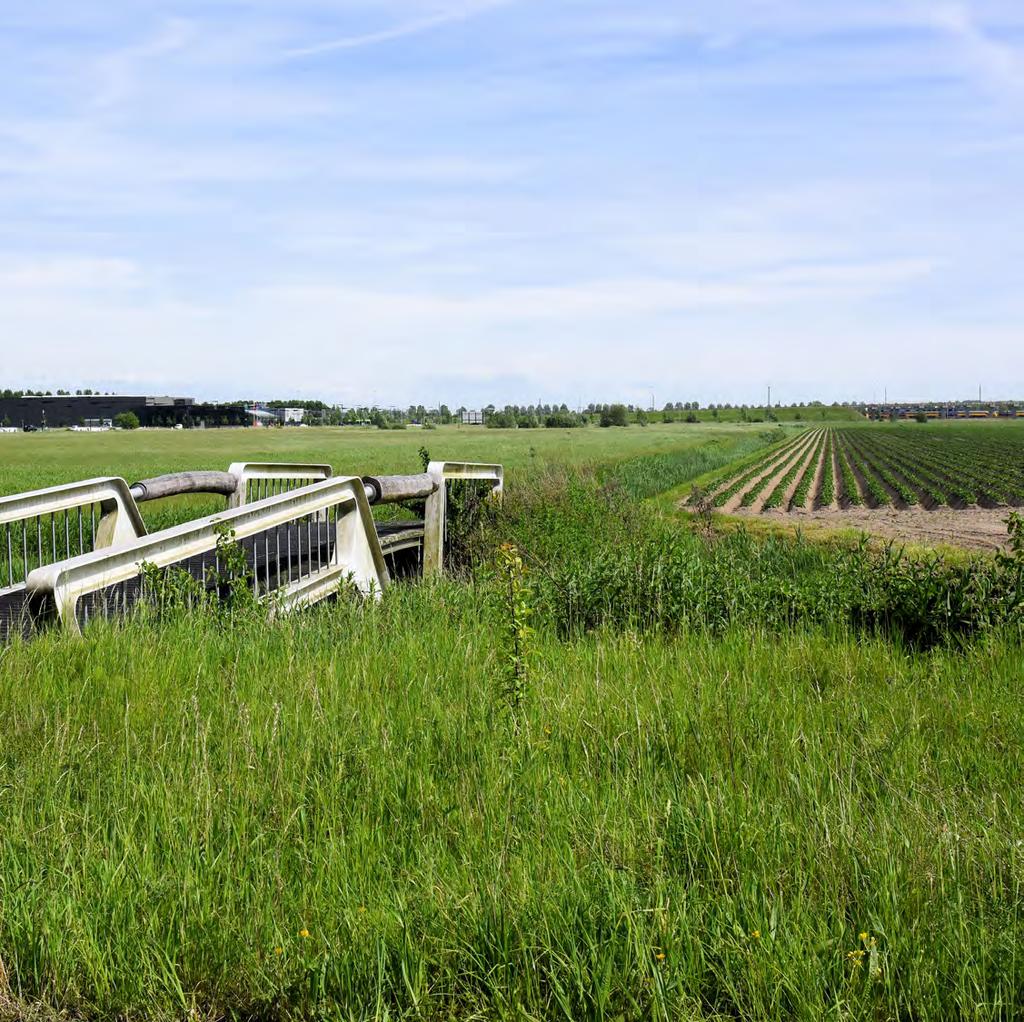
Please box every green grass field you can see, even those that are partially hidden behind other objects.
[2,423,1023,1022]
[0,422,787,495]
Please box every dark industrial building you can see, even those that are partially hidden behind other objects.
[0,395,250,429]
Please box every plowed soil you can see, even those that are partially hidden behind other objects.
[744,505,1015,552]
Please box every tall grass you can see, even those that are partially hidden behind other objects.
[2,596,1024,1021]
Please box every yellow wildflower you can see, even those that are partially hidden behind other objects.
[299,928,310,938]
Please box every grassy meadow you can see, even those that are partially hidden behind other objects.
[0,422,785,494]
[2,421,1024,1022]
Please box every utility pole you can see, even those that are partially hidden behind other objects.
[767,384,771,412]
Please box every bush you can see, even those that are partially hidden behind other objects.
[486,411,517,429]
[114,411,140,430]
[544,411,583,429]
[599,404,628,427]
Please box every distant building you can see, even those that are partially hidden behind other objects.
[461,409,483,425]
[0,394,249,429]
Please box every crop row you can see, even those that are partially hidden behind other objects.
[707,432,812,507]
[740,430,824,509]
[705,423,1024,515]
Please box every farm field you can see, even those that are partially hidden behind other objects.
[698,422,1024,551]
[3,423,1024,1021]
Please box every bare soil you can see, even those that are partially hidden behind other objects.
[738,504,1015,552]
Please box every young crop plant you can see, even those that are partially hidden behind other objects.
[855,435,951,507]
[817,430,836,507]
[844,434,918,506]
[836,432,890,507]
[835,437,863,506]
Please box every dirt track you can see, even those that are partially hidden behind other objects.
[740,505,1016,552]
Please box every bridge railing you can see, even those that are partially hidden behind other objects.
[423,461,504,576]
[227,462,333,507]
[0,477,146,594]
[26,476,387,633]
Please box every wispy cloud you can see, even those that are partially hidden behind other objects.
[922,1,1024,100]
[91,18,194,109]
[285,0,513,58]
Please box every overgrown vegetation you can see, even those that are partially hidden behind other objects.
[489,464,1024,650]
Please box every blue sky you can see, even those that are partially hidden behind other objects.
[1,1,1022,407]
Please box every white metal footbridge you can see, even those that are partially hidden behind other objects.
[0,460,503,641]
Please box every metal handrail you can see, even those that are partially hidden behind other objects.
[423,461,504,575]
[0,477,146,593]
[227,462,333,507]
[27,476,387,631]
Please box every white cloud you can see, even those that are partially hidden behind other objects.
[0,257,142,290]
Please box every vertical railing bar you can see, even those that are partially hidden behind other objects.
[64,509,71,560]
[50,513,57,565]
[316,512,322,573]
[90,505,96,548]
[305,516,312,580]
[287,524,293,583]
[6,525,13,589]
[252,536,259,597]
[22,521,28,583]
[264,531,270,593]
[78,506,83,556]
[275,525,282,591]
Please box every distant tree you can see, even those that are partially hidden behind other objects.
[114,411,140,430]
[636,409,649,426]
[544,410,583,428]
[600,404,629,427]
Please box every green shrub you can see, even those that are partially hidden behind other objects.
[113,411,140,430]
[599,404,628,427]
